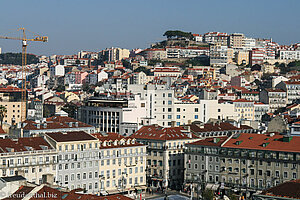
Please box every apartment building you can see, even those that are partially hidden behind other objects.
[276,81,300,104]
[92,132,147,195]
[44,131,100,194]
[139,48,167,60]
[173,99,238,126]
[132,125,199,190]
[210,45,228,67]
[279,50,300,60]
[254,103,270,121]
[259,89,287,113]
[153,67,182,78]
[185,133,300,196]
[249,48,265,66]
[127,84,175,127]
[241,91,259,102]
[0,137,57,184]
[232,99,255,121]
[0,86,26,125]
[228,33,245,49]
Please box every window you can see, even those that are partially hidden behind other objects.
[168,115,172,119]
[194,115,198,119]
[284,172,288,178]
[168,108,172,112]
[177,115,180,119]
[177,108,180,112]
[168,101,172,105]
[194,164,198,169]
[195,108,198,112]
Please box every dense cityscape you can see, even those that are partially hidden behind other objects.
[0,29,299,200]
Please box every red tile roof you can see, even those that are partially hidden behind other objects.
[187,136,228,147]
[260,179,300,199]
[0,137,52,153]
[45,131,97,142]
[223,133,300,153]
[132,125,199,141]
[22,116,93,130]
[232,99,253,103]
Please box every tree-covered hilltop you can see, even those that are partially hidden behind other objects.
[0,52,39,65]
[163,30,194,40]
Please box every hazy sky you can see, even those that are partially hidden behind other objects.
[0,0,299,56]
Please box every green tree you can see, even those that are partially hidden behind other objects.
[134,67,152,75]
[0,53,39,65]
[62,103,78,119]
[163,30,193,40]
[202,189,214,200]
[0,105,7,126]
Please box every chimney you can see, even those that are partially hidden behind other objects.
[37,123,40,129]
[43,123,47,129]
[69,122,73,127]
[75,122,79,127]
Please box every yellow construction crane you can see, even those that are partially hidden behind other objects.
[0,28,48,121]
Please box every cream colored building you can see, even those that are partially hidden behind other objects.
[132,126,200,190]
[235,51,249,65]
[228,33,245,49]
[0,137,57,184]
[0,101,25,125]
[0,86,26,125]
[93,132,147,195]
[232,99,255,121]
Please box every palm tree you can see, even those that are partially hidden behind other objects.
[0,105,7,126]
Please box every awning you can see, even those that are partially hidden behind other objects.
[205,183,220,191]
[135,186,142,190]
[100,191,108,195]
[107,189,120,194]
[139,186,147,190]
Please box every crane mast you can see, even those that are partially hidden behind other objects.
[0,28,48,122]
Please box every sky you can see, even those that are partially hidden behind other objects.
[0,0,299,56]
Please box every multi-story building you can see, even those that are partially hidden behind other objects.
[254,102,270,121]
[228,33,245,49]
[44,131,100,194]
[244,38,256,50]
[103,47,130,62]
[249,48,265,66]
[185,133,300,196]
[241,91,259,102]
[140,48,167,60]
[132,125,199,190]
[203,32,228,45]
[232,99,255,121]
[210,45,228,67]
[80,95,146,135]
[0,137,57,184]
[235,50,249,65]
[173,100,238,125]
[279,50,300,60]
[276,81,300,104]
[127,84,175,127]
[92,132,147,195]
[0,86,26,125]
[153,67,182,78]
[259,89,287,113]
